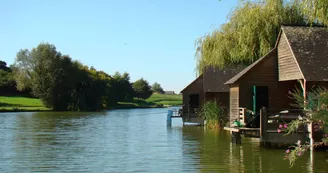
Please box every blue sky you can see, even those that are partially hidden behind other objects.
[0,0,238,93]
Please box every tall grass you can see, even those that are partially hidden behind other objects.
[199,100,228,129]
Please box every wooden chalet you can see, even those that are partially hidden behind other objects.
[224,26,328,145]
[180,74,204,124]
[180,68,239,125]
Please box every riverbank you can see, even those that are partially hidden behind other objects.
[0,94,182,112]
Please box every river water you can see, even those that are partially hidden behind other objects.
[0,108,326,172]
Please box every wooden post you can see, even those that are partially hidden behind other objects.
[167,110,172,126]
[298,79,313,149]
[232,132,241,144]
[303,79,307,102]
[260,107,268,145]
[302,80,314,150]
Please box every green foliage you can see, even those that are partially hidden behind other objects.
[14,44,77,110]
[0,60,31,96]
[284,142,310,167]
[285,87,328,166]
[199,100,228,129]
[0,68,14,89]
[299,0,328,26]
[196,0,327,74]
[151,82,164,94]
[112,72,135,102]
[12,43,119,111]
[7,42,163,111]
[133,78,152,99]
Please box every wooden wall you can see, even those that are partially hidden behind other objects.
[307,81,328,91]
[181,75,204,113]
[229,84,239,124]
[277,32,303,81]
[229,50,300,124]
[205,92,229,108]
[237,50,278,118]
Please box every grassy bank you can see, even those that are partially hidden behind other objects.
[0,96,50,112]
[0,94,182,112]
[116,94,182,109]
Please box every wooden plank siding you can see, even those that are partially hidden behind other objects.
[205,92,230,109]
[229,50,299,125]
[237,51,278,117]
[229,84,239,124]
[278,32,303,81]
[181,75,204,117]
[306,81,328,90]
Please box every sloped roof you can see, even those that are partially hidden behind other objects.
[282,26,328,81]
[203,67,241,92]
[225,49,277,85]
[180,74,203,93]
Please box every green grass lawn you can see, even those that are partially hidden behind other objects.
[0,93,182,112]
[117,94,182,108]
[146,94,182,105]
[0,96,49,112]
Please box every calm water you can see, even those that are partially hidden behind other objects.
[0,108,326,173]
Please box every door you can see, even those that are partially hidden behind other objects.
[189,94,199,108]
[253,86,269,127]
[255,86,269,112]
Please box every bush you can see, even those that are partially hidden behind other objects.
[284,87,328,166]
[199,100,228,129]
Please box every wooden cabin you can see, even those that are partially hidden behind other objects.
[225,49,298,127]
[180,74,204,124]
[224,26,328,145]
[180,68,239,125]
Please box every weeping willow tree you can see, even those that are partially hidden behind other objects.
[300,0,328,26]
[195,0,327,74]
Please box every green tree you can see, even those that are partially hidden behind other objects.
[0,61,15,95]
[0,60,32,96]
[12,43,110,111]
[112,72,135,102]
[151,82,164,94]
[195,0,318,74]
[133,78,153,99]
[298,0,328,26]
[13,43,78,110]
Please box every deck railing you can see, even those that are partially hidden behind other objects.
[181,105,200,118]
[260,108,308,145]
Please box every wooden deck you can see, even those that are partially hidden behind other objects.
[224,127,261,139]
[167,108,204,126]
[224,127,260,133]
[225,107,310,145]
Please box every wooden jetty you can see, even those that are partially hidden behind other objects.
[167,108,204,126]
[224,107,312,146]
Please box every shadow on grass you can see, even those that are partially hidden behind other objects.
[0,102,25,107]
[0,102,42,108]
[116,99,164,109]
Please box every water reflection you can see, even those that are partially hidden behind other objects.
[0,110,326,172]
[14,113,58,172]
[180,126,327,173]
[12,112,106,172]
